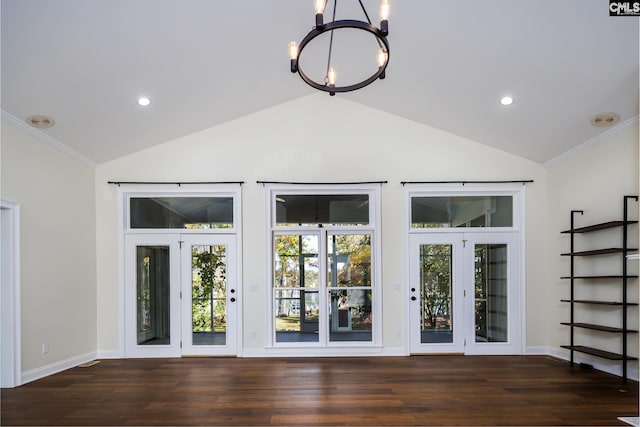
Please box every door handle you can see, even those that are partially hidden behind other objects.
[230,297,236,302]
[411,296,417,301]
[230,289,235,293]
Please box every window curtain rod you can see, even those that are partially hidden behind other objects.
[108,181,244,187]
[256,180,387,186]
[400,180,534,186]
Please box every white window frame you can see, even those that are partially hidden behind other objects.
[404,183,526,355]
[407,184,524,234]
[124,188,240,234]
[265,184,383,353]
[117,184,242,357]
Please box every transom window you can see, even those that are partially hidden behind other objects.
[128,196,235,230]
[411,195,513,228]
[275,194,370,227]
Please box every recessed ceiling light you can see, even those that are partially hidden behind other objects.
[590,112,620,127]
[500,96,513,106]
[26,115,55,129]
[137,97,151,107]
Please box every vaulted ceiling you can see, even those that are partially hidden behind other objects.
[2,0,638,165]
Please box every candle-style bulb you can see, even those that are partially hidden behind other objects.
[288,41,299,60]
[327,67,336,86]
[314,0,327,14]
[379,0,390,20]
[376,48,388,68]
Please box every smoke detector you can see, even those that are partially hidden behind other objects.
[590,112,620,128]
[26,115,56,129]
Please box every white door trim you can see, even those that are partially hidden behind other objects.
[1,199,21,387]
[117,185,243,358]
[405,184,526,356]
[409,232,522,355]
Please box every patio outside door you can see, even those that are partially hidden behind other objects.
[409,232,521,355]
[125,234,237,357]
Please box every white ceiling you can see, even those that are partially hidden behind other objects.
[1,0,638,165]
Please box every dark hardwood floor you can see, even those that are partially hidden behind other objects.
[1,355,637,426]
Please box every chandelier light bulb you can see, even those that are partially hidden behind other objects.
[379,0,390,21]
[314,0,327,14]
[314,0,326,26]
[288,41,299,60]
[377,48,388,68]
[327,67,336,86]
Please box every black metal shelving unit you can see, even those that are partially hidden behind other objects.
[560,195,639,381]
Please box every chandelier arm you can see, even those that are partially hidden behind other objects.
[357,0,373,24]
[357,0,384,50]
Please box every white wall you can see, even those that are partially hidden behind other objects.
[0,118,97,380]
[95,94,548,356]
[546,121,639,378]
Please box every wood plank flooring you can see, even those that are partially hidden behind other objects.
[1,355,637,426]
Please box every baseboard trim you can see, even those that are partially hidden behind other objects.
[21,351,97,385]
[241,346,408,358]
[96,350,122,359]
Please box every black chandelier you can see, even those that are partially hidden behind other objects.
[289,0,390,96]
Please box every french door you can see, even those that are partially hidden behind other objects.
[125,234,237,357]
[409,232,521,355]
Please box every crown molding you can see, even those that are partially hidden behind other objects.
[544,115,639,167]
[1,110,97,168]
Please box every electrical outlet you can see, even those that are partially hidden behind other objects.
[42,343,49,354]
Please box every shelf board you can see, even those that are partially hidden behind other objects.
[561,345,638,361]
[560,322,637,333]
[560,299,638,306]
[561,248,638,256]
[560,275,639,279]
[561,220,638,234]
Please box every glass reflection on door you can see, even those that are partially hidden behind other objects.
[190,244,227,346]
[273,234,320,343]
[327,234,373,342]
[474,244,508,343]
[136,246,170,345]
[419,244,453,343]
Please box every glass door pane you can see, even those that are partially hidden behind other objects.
[419,244,453,344]
[181,234,237,356]
[464,233,521,355]
[474,243,508,343]
[125,235,181,358]
[327,234,373,343]
[409,234,464,354]
[136,246,171,345]
[273,234,320,343]
[190,244,227,346]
